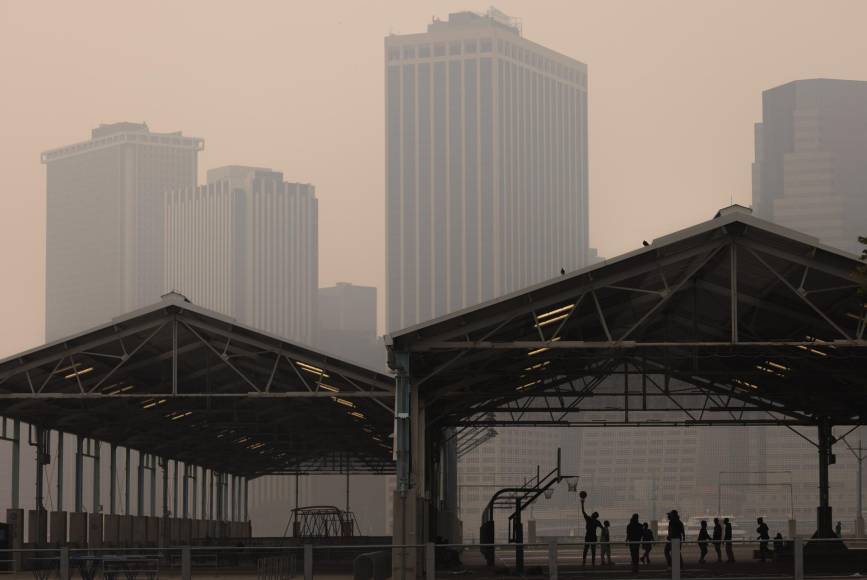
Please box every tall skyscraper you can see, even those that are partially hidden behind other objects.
[317,282,383,370]
[385,8,589,332]
[42,122,202,340]
[164,165,318,344]
[752,79,867,255]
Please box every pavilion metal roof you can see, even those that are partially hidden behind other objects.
[389,206,867,429]
[0,294,395,477]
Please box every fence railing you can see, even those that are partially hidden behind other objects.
[0,536,863,580]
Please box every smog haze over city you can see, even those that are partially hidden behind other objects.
[1,0,867,574]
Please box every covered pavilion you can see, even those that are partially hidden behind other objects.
[0,293,394,546]
[388,206,867,570]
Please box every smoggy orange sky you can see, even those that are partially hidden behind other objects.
[2,0,867,358]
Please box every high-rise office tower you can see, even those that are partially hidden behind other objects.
[385,8,589,332]
[752,79,867,255]
[164,165,318,344]
[42,122,202,340]
[317,283,383,370]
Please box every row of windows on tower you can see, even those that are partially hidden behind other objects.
[388,39,584,86]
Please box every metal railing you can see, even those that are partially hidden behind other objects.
[2,536,865,580]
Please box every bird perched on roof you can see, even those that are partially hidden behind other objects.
[642,240,650,247]
[560,267,566,275]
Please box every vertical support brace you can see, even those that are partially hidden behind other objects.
[548,541,558,580]
[817,418,835,537]
[137,450,145,516]
[92,440,101,513]
[181,546,192,580]
[75,435,83,512]
[56,431,64,512]
[59,547,70,580]
[425,542,436,580]
[125,447,131,515]
[109,444,117,515]
[672,538,681,580]
[182,463,189,519]
[304,544,313,580]
[794,537,804,580]
[11,419,20,509]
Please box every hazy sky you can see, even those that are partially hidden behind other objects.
[2,0,867,358]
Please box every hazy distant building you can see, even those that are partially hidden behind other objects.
[164,165,317,343]
[385,8,589,332]
[317,283,384,370]
[752,79,867,255]
[42,122,202,340]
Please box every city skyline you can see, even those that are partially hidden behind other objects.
[5,1,867,357]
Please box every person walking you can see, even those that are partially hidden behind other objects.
[640,522,654,564]
[697,520,710,564]
[626,514,643,574]
[757,517,770,562]
[724,517,735,563]
[600,520,612,565]
[664,511,685,569]
[836,521,843,538]
[712,518,723,563]
[581,496,603,566]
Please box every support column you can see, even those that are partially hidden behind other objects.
[56,431,64,511]
[443,427,460,543]
[137,451,145,516]
[74,435,83,513]
[109,444,117,515]
[162,458,169,518]
[244,477,249,521]
[149,455,156,517]
[201,468,207,520]
[35,426,48,546]
[392,351,420,580]
[125,447,131,515]
[11,419,20,509]
[191,466,198,520]
[182,464,189,519]
[817,418,835,538]
[92,440,101,513]
[172,459,178,519]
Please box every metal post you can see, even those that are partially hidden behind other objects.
[182,463,189,519]
[125,447,131,515]
[35,426,46,546]
[514,496,524,574]
[672,538,681,580]
[92,440,101,514]
[59,546,70,580]
[162,458,169,518]
[794,537,804,580]
[150,455,156,517]
[11,419,20,509]
[75,435,83,512]
[192,466,198,520]
[172,459,179,519]
[56,431,64,511]
[137,451,145,516]
[109,444,117,515]
[294,473,300,535]
[201,468,207,520]
[858,435,864,537]
[425,542,435,580]
[181,546,192,580]
[303,544,313,580]
[817,418,834,537]
[548,541,558,580]
[244,477,249,521]
[346,473,350,513]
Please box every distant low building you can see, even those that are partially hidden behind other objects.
[164,165,317,344]
[317,282,384,370]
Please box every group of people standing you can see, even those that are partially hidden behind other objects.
[581,498,741,573]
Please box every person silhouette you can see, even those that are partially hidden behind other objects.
[724,517,735,563]
[698,520,710,564]
[626,514,643,573]
[835,521,843,538]
[664,510,685,569]
[641,522,654,564]
[757,517,770,562]
[600,520,612,565]
[712,517,723,563]
[581,497,603,566]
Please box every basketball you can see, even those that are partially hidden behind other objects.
[579,490,587,500]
